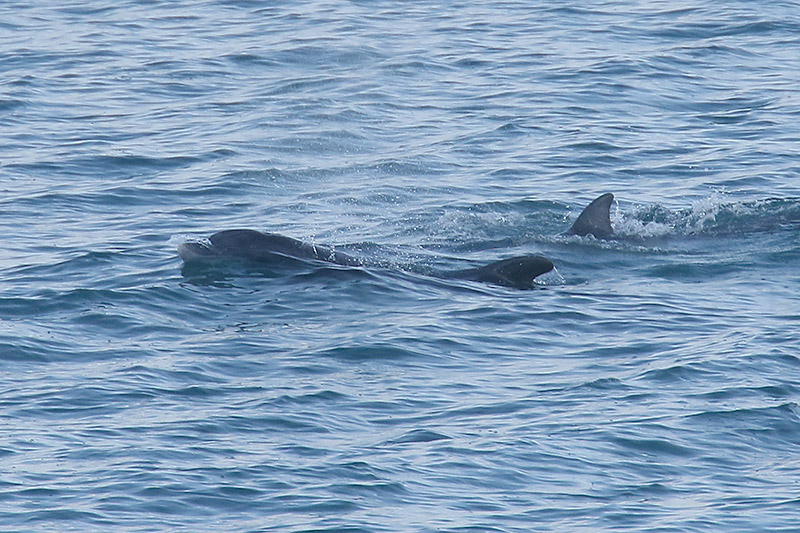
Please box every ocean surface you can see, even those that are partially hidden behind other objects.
[2,1,800,531]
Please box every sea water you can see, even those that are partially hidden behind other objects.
[2,1,800,531]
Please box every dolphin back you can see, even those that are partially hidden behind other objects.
[209,229,315,260]
[567,193,614,238]
[179,229,362,266]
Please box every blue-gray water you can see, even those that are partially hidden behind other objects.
[2,1,800,531]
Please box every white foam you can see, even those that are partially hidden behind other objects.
[613,214,672,238]
[536,266,566,286]
[610,191,735,238]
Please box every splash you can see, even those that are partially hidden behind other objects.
[536,266,566,286]
[682,190,730,234]
[611,191,800,239]
[612,208,672,238]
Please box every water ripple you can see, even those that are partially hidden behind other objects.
[2,0,800,531]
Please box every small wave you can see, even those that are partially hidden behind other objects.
[387,429,451,444]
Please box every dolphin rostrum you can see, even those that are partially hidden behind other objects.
[178,193,615,289]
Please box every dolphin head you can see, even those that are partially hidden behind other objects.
[473,255,555,289]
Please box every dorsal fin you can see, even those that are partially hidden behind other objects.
[567,193,614,238]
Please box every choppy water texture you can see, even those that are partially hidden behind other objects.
[2,1,800,531]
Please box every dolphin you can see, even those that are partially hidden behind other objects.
[178,193,614,289]
[179,229,554,289]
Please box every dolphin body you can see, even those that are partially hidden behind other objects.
[179,193,614,289]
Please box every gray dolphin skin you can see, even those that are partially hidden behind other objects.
[445,255,554,289]
[179,193,614,289]
[182,229,363,266]
[567,192,615,238]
